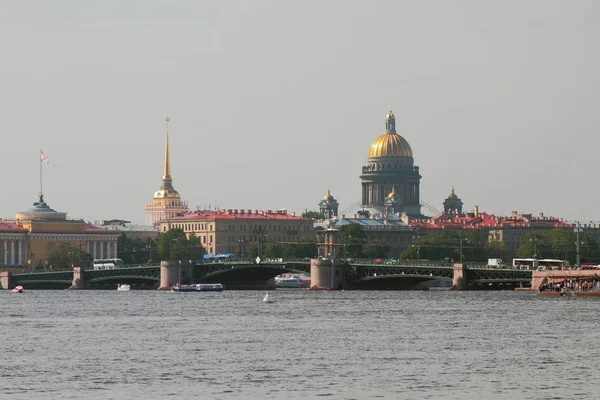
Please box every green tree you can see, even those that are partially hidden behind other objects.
[46,243,93,270]
[517,231,548,259]
[292,235,317,258]
[155,229,206,261]
[338,223,366,258]
[364,244,389,259]
[302,211,326,219]
[263,242,284,259]
[485,239,505,260]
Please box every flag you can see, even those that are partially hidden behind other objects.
[40,151,49,164]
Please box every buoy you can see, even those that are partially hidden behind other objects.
[263,293,274,303]
[12,285,23,294]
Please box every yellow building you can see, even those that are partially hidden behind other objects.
[159,209,314,256]
[6,195,119,268]
[145,117,188,226]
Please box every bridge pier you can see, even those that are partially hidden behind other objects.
[0,271,13,290]
[310,259,343,290]
[68,266,85,290]
[450,263,466,290]
[158,260,193,290]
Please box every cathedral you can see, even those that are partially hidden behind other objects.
[359,110,422,218]
[145,118,188,226]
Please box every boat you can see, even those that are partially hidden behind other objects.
[12,285,23,294]
[263,293,274,303]
[171,283,224,292]
[275,274,310,288]
[117,284,131,291]
[275,278,305,288]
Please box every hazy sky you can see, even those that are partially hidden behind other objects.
[1,1,599,225]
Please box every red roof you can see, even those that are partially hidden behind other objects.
[169,210,308,221]
[411,210,572,230]
[0,221,28,232]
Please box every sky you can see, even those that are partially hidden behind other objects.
[1,0,599,225]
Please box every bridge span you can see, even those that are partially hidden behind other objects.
[0,260,532,290]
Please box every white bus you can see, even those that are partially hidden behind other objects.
[512,258,538,270]
[538,259,569,271]
[93,258,124,270]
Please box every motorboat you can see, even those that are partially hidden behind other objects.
[263,293,274,303]
[12,285,23,294]
[117,284,131,291]
[172,283,224,292]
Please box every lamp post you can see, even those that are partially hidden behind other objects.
[575,222,582,267]
[412,229,421,260]
[146,244,152,265]
[458,232,468,262]
[530,233,539,259]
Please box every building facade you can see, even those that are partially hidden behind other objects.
[359,110,422,218]
[145,118,188,226]
[159,209,314,257]
[4,195,119,269]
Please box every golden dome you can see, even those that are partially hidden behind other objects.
[323,189,334,201]
[368,132,413,158]
[154,188,181,199]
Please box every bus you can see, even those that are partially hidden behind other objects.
[512,258,538,270]
[537,259,569,271]
[93,258,124,270]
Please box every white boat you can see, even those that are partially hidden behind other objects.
[263,293,274,303]
[117,284,131,291]
[172,283,224,292]
[275,274,310,288]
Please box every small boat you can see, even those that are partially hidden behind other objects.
[538,290,600,297]
[12,285,23,294]
[263,293,274,303]
[172,283,224,292]
[117,284,131,291]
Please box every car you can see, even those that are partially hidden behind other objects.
[373,258,383,264]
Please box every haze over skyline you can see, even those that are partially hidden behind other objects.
[1,1,599,225]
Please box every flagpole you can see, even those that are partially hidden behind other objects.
[39,150,43,199]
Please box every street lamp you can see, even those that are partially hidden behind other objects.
[412,229,421,260]
[530,233,539,259]
[146,244,152,265]
[458,233,468,262]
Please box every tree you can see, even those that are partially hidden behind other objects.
[155,229,206,261]
[263,242,284,259]
[338,223,366,258]
[292,236,317,258]
[302,211,326,219]
[485,240,505,260]
[364,244,389,259]
[46,243,93,270]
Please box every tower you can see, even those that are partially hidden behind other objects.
[145,118,188,226]
[319,189,339,219]
[443,187,463,214]
[359,110,422,217]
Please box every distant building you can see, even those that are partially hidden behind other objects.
[319,189,339,219]
[145,118,188,226]
[4,195,119,268]
[95,219,159,240]
[360,110,423,218]
[159,209,314,256]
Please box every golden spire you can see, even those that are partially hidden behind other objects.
[163,117,171,181]
[324,188,333,201]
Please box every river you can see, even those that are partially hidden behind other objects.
[1,289,599,399]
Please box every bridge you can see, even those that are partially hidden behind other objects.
[0,260,533,290]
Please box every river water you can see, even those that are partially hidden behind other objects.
[1,289,599,399]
